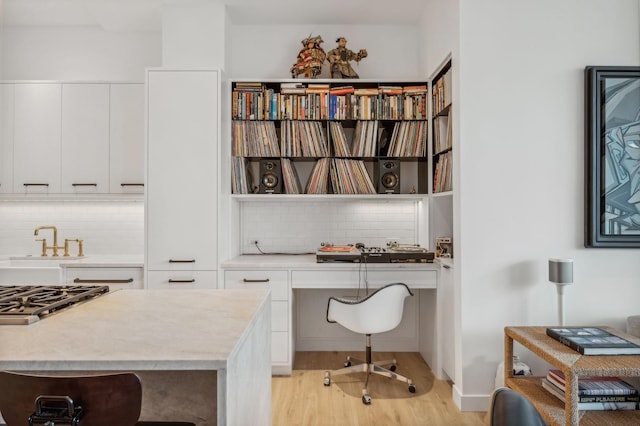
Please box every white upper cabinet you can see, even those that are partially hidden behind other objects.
[61,84,110,193]
[109,84,144,194]
[146,69,219,272]
[13,83,62,193]
[0,84,14,194]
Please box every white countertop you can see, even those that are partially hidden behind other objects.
[221,254,439,270]
[0,288,270,371]
[0,254,143,268]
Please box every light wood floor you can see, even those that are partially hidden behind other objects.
[272,352,486,425]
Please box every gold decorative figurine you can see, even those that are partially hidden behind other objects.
[291,35,326,79]
[327,37,368,79]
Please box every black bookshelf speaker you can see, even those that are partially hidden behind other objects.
[259,159,282,194]
[375,159,401,194]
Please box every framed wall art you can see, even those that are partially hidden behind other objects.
[585,66,640,247]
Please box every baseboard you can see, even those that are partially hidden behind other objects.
[452,384,490,413]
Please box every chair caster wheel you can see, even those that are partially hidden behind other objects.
[409,384,416,393]
[389,364,397,372]
[323,377,331,386]
[362,394,372,405]
[344,360,352,367]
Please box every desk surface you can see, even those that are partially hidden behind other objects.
[222,254,439,270]
[0,289,270,371]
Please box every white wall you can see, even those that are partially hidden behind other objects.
[457,0,640,409]
[2,26,160,80]
[162,1,226,69]
[228,24,421,79]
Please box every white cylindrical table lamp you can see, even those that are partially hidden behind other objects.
[548,258,573,326]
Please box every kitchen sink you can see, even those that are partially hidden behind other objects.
[0,266,62,285]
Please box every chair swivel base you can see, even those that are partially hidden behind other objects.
[323,355,416,405]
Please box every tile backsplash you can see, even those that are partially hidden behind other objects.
[240,199,421,254]
[0,199,422,258]
[0,200,144,256]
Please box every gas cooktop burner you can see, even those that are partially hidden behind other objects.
[0,285,110,325]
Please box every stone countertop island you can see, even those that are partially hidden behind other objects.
[0,289,272,426]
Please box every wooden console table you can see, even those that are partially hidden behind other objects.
[504,326,640,426]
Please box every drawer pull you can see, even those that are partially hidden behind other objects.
[169,259,196,263]
[168,279,196,283]
[121,183,144,187]
[24,183,49,187]
[74,278,134,284]
[72,183,97,187]
[243,278,270,283]
[442,265,451,270]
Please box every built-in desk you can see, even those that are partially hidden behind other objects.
[221,254,444,378]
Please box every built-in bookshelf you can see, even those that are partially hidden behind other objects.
[230,80,429,197]
[431,61,452,194]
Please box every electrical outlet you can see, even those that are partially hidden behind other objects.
[248,239,259,247]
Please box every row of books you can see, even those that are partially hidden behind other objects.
[231,157,250,194]
[231,121,280,157]
[330,121,379,158]
[280,121,328,157]
[232,120,426,158]
[329,158,376,194]
[432,68,452,116]
[541,369,639,410]
[433,150,452,193]
[329,93,427,120]
[387,121,428,157]
[232,82,428,121]
[281,158,302,194]
[433,109,452,154]
[231,158,377,195]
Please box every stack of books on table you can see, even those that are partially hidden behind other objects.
[541,369,639,410]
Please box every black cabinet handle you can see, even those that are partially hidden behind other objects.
[121,183,144,187]
[243,278,270,283]
[72,183,97,187]
[442,264,451,269]
[169,259,196,263]
[74,278,134,284]
[24,183,49,187]
[168,279,196,283]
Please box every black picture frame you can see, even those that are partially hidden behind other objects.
[585,66,640,248]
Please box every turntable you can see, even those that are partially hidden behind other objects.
[316,245,361,263]
[387,243,435,263]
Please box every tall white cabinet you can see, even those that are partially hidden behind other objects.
[145,69,219,289]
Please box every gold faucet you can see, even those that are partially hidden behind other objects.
[34,226,64,257]
[64,239,85,257]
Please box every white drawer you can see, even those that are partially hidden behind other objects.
[272,331,289,364]
[272,300,288,332]
[64,267,143,290]
[146,270,217,289]
[224,270,288,300]
[291,269,436,289]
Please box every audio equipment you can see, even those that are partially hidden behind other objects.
[259,159,282,194]
[375,159,400,194]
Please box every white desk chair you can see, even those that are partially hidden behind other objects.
[323,282,416,404]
